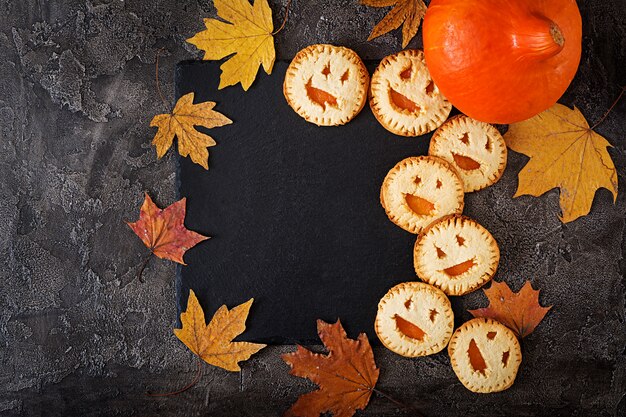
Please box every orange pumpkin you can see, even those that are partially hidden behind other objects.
[423,0,582,124]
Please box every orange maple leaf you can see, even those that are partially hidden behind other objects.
[468,281,552,339]
[282,320,380,417]
[127,193,208,265]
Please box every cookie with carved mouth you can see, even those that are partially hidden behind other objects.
[380,156,464,234]
[414,215,499,296]
[448,318,522,393]
[283,44,369,126]
[376,282,454,357]
[429,115,507,192]
[370,49,451,136]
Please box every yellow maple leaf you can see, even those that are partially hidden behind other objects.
[362,0,426,48]
[505,103,618,223]
[150,92,232,170]
[174,290,266,372]
[187,0,275,91]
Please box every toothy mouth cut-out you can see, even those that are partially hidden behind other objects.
[283,44,370,126]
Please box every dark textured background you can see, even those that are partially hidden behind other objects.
[0,1,624,416]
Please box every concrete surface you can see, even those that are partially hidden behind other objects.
[0,0,624,416]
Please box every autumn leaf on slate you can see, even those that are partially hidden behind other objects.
[469,281,552,339]
[362,0,427,48]
[174,289,266,372]
[150,92,232,170]
[187,0,275,91]
[282,320,379,417]
[127,193,208,265]
[505,103,618,223]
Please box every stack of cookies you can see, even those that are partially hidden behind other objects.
[284,45,519,393]
[374,51,514,394]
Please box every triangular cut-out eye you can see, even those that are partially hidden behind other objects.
[459,133,470,145]
[425,80,435,95]
[400,66,412,80]
[436,179,442,189]
[340,69,349,83]
[404,299,412,309]
[435,246,446,259]
[429,308,439,322]
[502,350,510,367]
[414,176,422,185]
[322,63,331,76]
[485,136,492,151]
[487,331,497,340]
[456,235,465,246]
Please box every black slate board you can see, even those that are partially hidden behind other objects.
[176,60,448,344]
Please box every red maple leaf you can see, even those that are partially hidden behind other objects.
[127,193,208,265]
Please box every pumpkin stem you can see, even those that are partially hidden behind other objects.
[512,15,564,60]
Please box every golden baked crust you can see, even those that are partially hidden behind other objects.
[375,282,454,357]
[283,44,369,126]
[414,214,500,296]
[429,115,507,192]
[448,318,522,393]
[380,156,464,234]
[370,49,451,136]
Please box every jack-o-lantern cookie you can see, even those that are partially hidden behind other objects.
[429,115,507,192]
[370,49,451,136]
[414,215,499,296]
[448,318,522,393]
[380,156,464,234]
[283,44,369,126]
[375,282,454,357]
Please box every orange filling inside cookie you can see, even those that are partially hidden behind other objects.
[394,315,426,341]
[443,258,476,276]
[468,338,488,375]
[390,88,421,113]
[452,153,481,171]
[405,194,435,216]
[305,78,337,110]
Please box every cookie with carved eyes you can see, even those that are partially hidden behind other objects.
[448,318,522,393]
[370,49,452,136]
[414,215,500,296]
[380,156,464,234]
[375,282,454,357]
[429,115,507,192]
[283,44,370,126]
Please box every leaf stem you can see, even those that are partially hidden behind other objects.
[135,253,153,283]
[272,0,292,35]
[146,357,203,397]
[591,85,626,130]
[373,387,426,416]
[155,47,172,111]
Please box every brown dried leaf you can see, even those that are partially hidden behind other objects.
[282,320,379,417]
[363,0,426,48]
[469,281,552,338]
